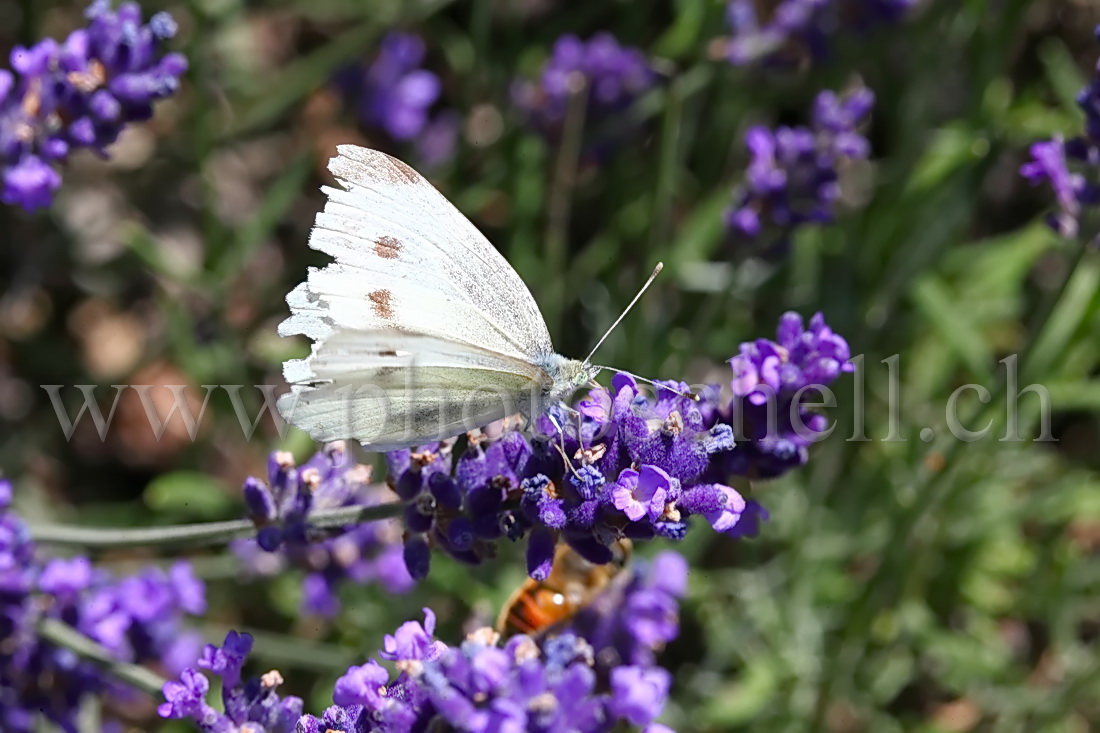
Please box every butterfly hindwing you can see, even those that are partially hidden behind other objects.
[278,330,551,449]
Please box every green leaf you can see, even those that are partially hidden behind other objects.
[1045,380,1100,411]
[1025,250,1100,380]
[653,0,707,59]
[910,274,993,380]
[1038,37,1089,116]
[701,662,780,726]
[904,126,988,196]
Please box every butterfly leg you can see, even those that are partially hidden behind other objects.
[557,403,585,454]
[545,410,581,480]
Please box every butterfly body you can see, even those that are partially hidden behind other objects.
[277,145,597,449]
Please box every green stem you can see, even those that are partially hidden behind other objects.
[37,617,167,699]
[28,501,406,550]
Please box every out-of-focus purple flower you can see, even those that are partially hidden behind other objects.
[232,441,415,617]
[512,33,655,144]
[725,0,918,66]
[291,552,685,731]
[726,87,874,247]
[159,631,304,733]
[0,482,205,733]
[0,1,187,211]
[359,33,439,140]
[1021,138,1085,237]
[338,32,458,168]
[416,109,460,168]
[609,666,672,726]
[385,312,852,579]
[1020,27,1100,239]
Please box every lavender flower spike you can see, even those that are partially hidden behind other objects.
[385,311,852,580]
[159,631,304,733]
[337,31,458,167]
[0,1,187,211]
[1020,25,1100,239]
[512,32,655,144]
[1,479,206,732]
[283,550,689,731]
[725,0,918,66]
[726,87,874,248]
[231,442,414,618]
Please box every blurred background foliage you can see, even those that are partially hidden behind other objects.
[3,0,1100,730]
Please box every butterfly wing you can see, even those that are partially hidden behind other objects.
[279,330,549,450]
[278,146,557,447]
[279,145,554,359]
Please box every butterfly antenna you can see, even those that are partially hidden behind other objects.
[589,369,699,401]
[583,262,664,365]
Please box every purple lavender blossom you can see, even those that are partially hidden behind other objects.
[0,1,187,211]
[232,442,415,617]
[385,312,851,580]
[1020,26,1100,239]
[357,33,439,141]
[715,311,854,478]
[725,0,918,66]
[246,550,686,731]
[511,33,655,143]
[726,87,874,247]
[0,479,205,732]
[339,32,458,167]
[159,631,304,732]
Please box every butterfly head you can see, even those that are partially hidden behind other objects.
[540,354,601,402]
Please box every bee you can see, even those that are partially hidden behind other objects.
[496,539,632,638]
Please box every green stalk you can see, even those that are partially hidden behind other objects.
[37,617,168,699]
[29,501,406,550]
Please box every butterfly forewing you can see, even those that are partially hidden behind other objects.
[293,145,554,357]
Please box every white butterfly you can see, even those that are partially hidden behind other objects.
[276,145,660,451]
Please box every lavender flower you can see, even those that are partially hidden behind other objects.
[385,312,851,581]
[159,631,304,732]
[232,442,414,617]
[511,33,655,143]
[725,0,918,66]
[339,32,458,167]
[0,479,206,732]
[726,87,874,247]
[1020,26,1100,239]
[216,549,686,732]
[717,311,853,478]
[0,0,187,211]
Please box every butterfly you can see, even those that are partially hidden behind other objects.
[276,145,663,451]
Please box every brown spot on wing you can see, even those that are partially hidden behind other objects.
[374,235,402,260]
[369,289,394,320]
[389,158,420,184]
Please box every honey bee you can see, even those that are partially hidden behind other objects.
[496,539,632,638]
